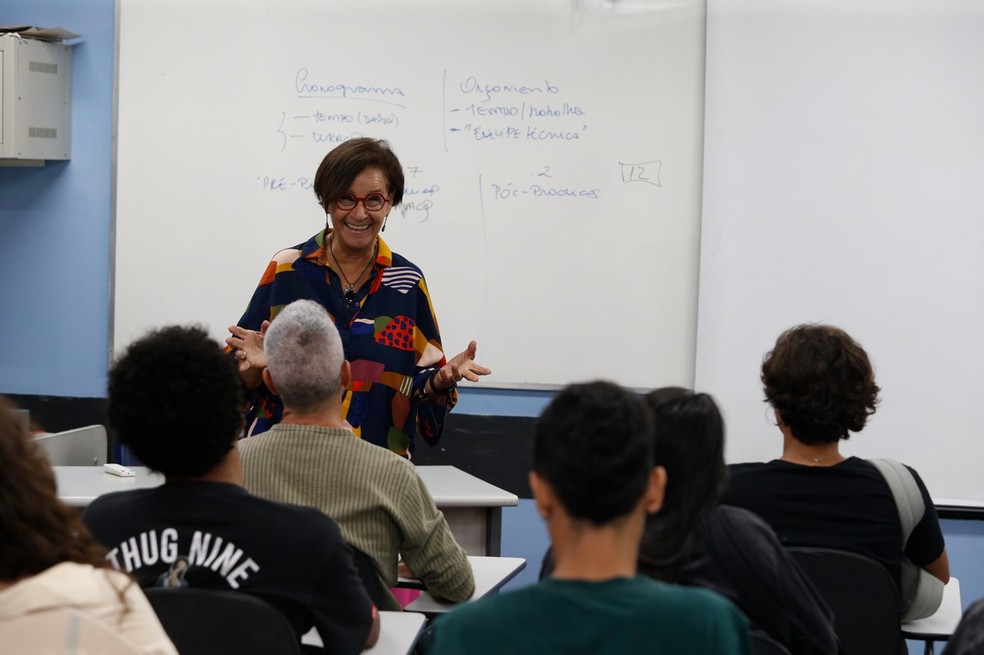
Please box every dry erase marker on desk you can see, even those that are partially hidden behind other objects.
[104,463,135,477]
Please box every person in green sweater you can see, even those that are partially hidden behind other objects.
[238,299,474,610]
[426,381,751,655]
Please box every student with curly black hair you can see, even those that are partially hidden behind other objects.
[83,325,379,654]
[725,324,949,621]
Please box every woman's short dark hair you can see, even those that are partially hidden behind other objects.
[638,387,726,583]
[533,381,653,525]
[762,324,880,445]
[0,405,113,579]
[313,137,405,210]
[108,325,244,477]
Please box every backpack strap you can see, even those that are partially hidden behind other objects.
[868,458,923,541]
[868,458,944,622]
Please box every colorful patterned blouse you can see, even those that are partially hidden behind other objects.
[234,229,456,456]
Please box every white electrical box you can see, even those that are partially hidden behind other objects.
[0,34,73,161]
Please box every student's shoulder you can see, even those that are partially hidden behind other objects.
[859,457,932,486]
[724,461,777,497]
[176,480,346,542]
[639,576,745,619]
[243,490,341,533]
[240,495,349,564]
[712,504,774,535]
[83,488,156,520]
[236,431,274,457]
[354,441,421,486]
[433,586,530,631]
[655,584,750,651]
[427,596,515,655]
[726,460,775,476]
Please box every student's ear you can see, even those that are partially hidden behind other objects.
[262,367,279,396]
[341,360,352,390]
[643,466,667,515]
[529,471,555,521]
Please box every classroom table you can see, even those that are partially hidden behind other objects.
[901,577,963,655]
[54,464,517,555]
[413,466,518,556]
[400,556,526,615]
[301,611,426,654]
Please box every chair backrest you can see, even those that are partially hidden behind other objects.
[35,424,107,466]
[145,587,302,655]
[351,547,387,608]
[0,607,141,654]
[788,547,901,655]
[751,631,792,655]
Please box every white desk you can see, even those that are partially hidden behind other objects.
[55,466,164,505]
[55,464,517,555]
[413,466,518,556]
[302,611,426,654]
[35,426,107,466]
[402,555,526,615]
[901,577,962,655]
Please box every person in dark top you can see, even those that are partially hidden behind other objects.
[943,598,984,655]
[431,381,751,655]
[724,324,949,608]
[82,325,378,654]
[639,387,838,655]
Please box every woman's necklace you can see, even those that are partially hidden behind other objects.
[781,451,844,466]
[329,236,377,305]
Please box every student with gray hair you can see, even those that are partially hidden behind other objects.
[239,299,474,610]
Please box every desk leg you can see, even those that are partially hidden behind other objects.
[440,507,506,556]
[441,507,487,555]
[485,507,502,557]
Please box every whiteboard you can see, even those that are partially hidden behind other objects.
[697,0,984,503]
[114,0,707,389]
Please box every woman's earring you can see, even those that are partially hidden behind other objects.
[381,215,388,232]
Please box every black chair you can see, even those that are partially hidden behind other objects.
[788,547,901,655]
[144,587,302,655]
[350,547,388,608]
[751,632,792,655]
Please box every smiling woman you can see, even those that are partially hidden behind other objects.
[226,138,491,457]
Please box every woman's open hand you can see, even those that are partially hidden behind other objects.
[226,321,270,373]
[432,340,491,392]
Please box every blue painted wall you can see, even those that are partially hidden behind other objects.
[1,4,980,647]
[0,0,115,397]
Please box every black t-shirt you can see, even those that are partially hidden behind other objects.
[678,506,838,655]
[724,457,945,591]
[83,481,372,655]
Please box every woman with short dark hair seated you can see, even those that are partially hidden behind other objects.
[0,406,177,654]
[639,387,838,655]
[725,324,949,621]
